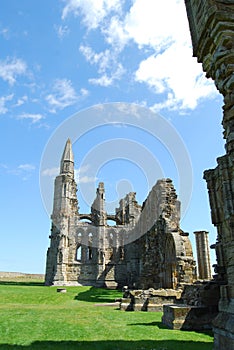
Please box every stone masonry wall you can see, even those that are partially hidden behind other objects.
[184,1,234,348]
[45,141,197,291]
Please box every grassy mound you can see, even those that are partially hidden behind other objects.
[0,278,213,350]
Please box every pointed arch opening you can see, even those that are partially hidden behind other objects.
[76,244,82,261]
[87,245,93,260]
[164,234,177,289]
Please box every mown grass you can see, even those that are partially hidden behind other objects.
[0,279,213,350]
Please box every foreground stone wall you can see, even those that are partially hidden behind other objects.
[184,1,234,348]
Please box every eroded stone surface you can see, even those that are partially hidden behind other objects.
[120,288,182,312]
[185,0,234,348]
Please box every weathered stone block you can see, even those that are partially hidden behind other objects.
[162,304,218,330]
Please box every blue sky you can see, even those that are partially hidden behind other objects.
[0,0,225,274]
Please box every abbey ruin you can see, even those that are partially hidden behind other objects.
[45,139,198,290]
[45,1,234,348]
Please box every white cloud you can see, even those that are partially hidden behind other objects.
[14,95,28,107]
[75,166,97,183]
[105,0,216,111]
[3,163,36,180]
[46,79,80,112]
[89,64,125,86]
[18,164,36,171]
[103,16,129,49]
[123,0,189,49]
[42,167,59,177]
[79,175,97,184]
[75,164,90,176]
[80,88,89,97]
[0,57,27,85]
[101,0,190,51]
[55,25,70,39]
[63,0,217,111]
[17,113,44,123]
[0,27,10,39]
[0,94,14,114]
[62,0,122,29]
[80,45,125,86]
[80,45,112,71]
[17,163,35,181]
[135,42,218,110]
[89,75,113,87]
[42,165,96,183]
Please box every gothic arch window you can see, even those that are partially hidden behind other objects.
[88,246,93,260]
[88,233,93,257]
[59,250,63,263]
[76,232,82,245]
[77,232,82,241]
[63,184,67,196]
[164,235,177,289]
[76,244,82,261]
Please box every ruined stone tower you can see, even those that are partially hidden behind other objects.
[45,139,79,285]
[45,139,197,289]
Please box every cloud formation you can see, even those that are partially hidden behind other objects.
[55,25,70,39]
[80,45,125,86]
[62,0,217,111]
[75,165,97,184]
[17,113,44,123]
[0,57,27,85]
[46,79,87,112]
[0,94,14,114]
[135,43,217,110]
[42,167,59,177]
[2,163,36,181]
[62,0,122,29]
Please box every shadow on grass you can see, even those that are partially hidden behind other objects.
[0,281,44,287]
[128,321,168,329]
[0,339,213,350]
[74,286,122,303]
[128,321,214,336]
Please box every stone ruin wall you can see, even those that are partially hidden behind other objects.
[185,1,234,348]
[124,179,196,290]
[45,144,197,291]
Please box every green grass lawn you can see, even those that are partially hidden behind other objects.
[0,279,213,350]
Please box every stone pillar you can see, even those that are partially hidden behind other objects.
[194,231,212,280]
[184,1,234,349]
[91,182,107,226]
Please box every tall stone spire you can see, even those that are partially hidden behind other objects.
[60,138,74,176]
[52,138,77,218]
[45,138,78,286]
